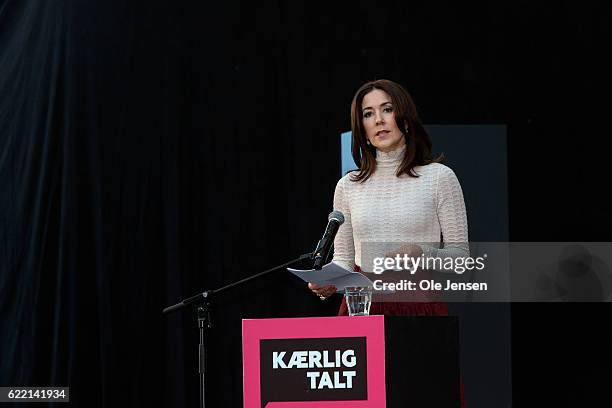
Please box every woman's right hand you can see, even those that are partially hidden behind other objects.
[308,283,337,300]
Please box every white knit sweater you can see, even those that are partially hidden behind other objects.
[332,145,469,272]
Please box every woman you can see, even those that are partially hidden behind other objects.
[309,79,469,317]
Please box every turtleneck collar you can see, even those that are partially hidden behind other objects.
[375,144,406,167]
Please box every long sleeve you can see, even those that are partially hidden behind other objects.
[331,176,356,271]
[422,165,470,262]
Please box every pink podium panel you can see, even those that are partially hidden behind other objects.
[242,315,386,408]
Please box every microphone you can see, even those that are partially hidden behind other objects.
[313,210,345,270]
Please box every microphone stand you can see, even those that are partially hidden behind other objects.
[163,252,314,408]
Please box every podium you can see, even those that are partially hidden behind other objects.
[243,315,460,408]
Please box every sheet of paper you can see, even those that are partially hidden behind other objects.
[287,262,375,293]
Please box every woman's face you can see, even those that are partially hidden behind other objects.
[361,89,405,153]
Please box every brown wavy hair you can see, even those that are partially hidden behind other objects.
[349,79,443,182]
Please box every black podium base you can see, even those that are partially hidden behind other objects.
[384,316,461,408]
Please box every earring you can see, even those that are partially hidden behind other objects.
[366,139,371,145]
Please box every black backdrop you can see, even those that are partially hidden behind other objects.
[1,0,611,406]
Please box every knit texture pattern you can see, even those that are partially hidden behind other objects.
[332,145,469,272]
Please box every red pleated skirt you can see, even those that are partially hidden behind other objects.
[338,296,450,316]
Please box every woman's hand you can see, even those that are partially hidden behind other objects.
[385,244,424,259]
[308,283,337,300]
[382,244,424,272]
